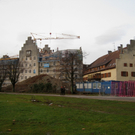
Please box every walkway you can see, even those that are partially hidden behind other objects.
[1,92,135,102]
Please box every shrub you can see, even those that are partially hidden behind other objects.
[33,84,39,93]
[45,82,52,93]
[38,83,45,93]
[31,82,53,93]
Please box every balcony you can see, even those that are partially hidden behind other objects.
[88,73,101,81]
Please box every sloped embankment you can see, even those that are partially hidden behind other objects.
[3,74,64,93]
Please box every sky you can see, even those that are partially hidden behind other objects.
[1,0,135,64]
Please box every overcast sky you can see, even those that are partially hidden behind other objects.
[1,0,135,64]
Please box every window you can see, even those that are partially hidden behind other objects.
[47,69,49,72]
[40,69,42,73]
[93,83,96,89]
[21,70,23,73]
[131,72,135,77]
[130,63,133,67]
[26,50,31,56]
[25,64,27,67]
[101,74,104,78]
[25,76,27,79]
[34,56,36,60]
[29,64,31,67]
[21,76,23,80]
[121,71,128,77]
[29,70,31,73]
[124,63,127,67]
[26,57,27,60]
[105,73,108,78]
[33,69,36,74]
[53,61,55,65]
[97,83,101,89]
[25,70,27,73]
[34,63,36,66]
[74,67,77,71]
[108,72,111,77]
[101,73,111,78]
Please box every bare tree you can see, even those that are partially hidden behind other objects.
[7,59,25,92]
[0,61,7,92]
[59,50,83,93]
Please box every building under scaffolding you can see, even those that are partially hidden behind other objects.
[19,37,83,83]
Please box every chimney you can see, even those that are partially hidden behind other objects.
[45,44,48,48]
[118,46,121,50]
[108,51,112,54]
[118,44,123,54]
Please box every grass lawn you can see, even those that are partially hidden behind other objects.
[0,94,135,135]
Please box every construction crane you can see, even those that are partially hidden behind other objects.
[30,32,80,41]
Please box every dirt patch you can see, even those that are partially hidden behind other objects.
[3,74,66,93]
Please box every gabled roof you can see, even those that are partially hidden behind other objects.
[86,49,122,73]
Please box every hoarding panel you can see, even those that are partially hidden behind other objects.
[88,83,91,89]
[80,84,83,89]
[84,83,87,89]
[76,84,79,89]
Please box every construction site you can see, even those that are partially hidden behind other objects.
[0,32,82,93]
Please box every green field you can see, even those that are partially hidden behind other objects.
[0,94,135,135]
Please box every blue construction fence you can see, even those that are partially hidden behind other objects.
[76,80,135,96]
[76,81,112,94]
[76,81,125,95]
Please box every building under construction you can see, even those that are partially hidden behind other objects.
[19,36,83,83]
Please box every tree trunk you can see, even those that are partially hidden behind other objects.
[0,83,3,92]
[0,84,2,92]
[12,83,15,92]
[71,74,74,94]
[71,81,74,94]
